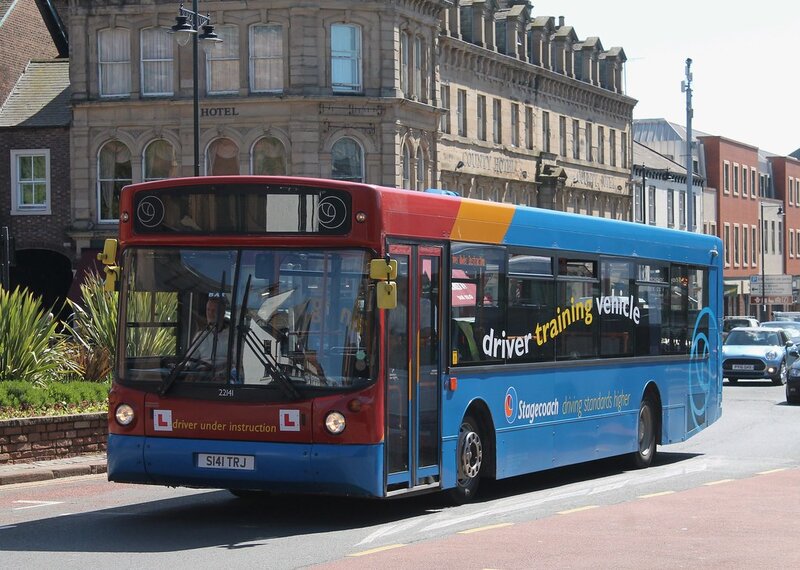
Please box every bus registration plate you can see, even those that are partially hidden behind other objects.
[731,364,754,371]
[198,453,255,470]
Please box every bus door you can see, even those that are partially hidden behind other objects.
[386,243,442,492]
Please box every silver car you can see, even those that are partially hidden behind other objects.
[722,327,799,385]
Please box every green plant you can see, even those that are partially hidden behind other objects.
[0,286,65,383]
[0,380,109,418]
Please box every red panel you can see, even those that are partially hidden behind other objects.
[379,188,461,239]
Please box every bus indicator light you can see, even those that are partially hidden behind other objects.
[449,377,457,391]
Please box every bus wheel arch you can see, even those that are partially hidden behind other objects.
[631,383,662,469]
[448,400,495,504]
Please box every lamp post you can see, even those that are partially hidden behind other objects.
[760,201,785,319]
[682,58,694,232]
[171,2,221,176]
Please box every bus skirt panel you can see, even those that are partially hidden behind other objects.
[107,434,385,497]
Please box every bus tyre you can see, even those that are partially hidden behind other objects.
[448,415,483,504]
[631,398,657,469]
[772,360,787,386]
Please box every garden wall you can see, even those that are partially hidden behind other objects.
[0,413,107,464]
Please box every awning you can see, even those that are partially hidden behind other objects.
[67,248,103,304]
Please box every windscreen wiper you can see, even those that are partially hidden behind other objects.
[159,274,227,396]
[237,274,302,400]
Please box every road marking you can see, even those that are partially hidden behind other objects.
[356,519,420,545]
[703,479,735,486]
[458,523,514,534]
[638,491,675,499]
[0,525,18,530]
[12,500,63,511]
[557,505,599,515]
[348,544,406,557]
[757,468,787,475]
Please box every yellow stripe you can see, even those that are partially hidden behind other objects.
[557,505,599,515]
[703,479,734,486]
[757,468,787,475]
[450,200,516,243]
[348,544,406,557]
[638,491,675,499]
[458,523,514,534]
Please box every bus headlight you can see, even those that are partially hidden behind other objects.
[324,411,346,434]
[115,404,135,426]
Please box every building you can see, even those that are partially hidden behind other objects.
[66,0,635,260]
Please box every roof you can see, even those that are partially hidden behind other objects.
[634,118,710,143]
[0,59,70,127]
[632,140,688,174]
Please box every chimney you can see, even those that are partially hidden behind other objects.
[558,16,565,28]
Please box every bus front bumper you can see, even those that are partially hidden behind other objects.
[107,434,384,498]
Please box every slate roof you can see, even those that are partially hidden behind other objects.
[0,58,70,127]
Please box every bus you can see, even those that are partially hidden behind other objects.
[102,175,723,502]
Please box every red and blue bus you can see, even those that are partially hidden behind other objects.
[103,175,723,502]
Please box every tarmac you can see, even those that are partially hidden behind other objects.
[0,453,107,486]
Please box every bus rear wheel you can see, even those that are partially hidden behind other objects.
[631,397,657,469]
[448,415,483,504]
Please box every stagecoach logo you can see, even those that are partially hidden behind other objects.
[279,409,301,432]
[153,409,173,431]
[137,196,165,228]
[504,386,518,424]
[317,195,347,230]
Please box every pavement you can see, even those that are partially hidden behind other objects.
[0,453,107,486]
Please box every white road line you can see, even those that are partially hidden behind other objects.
[12,500,64,511]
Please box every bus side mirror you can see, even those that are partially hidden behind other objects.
[370,258,397,280]
[97,238,120,292]
[376,281,397,309]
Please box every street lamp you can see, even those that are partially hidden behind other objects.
[171,2,222,176]
[760,201,784,319]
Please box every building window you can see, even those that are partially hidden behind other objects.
[416,147,426,190]
[648,186,656,225]
[140,27,173,96]
[542,111,550,153]
[743,225,749,265]
[733,225,740,266]
[477,95,486,141]
[791,178,796,206]
[400,32,409,96]
[741,166,748,198]
[723,224,730,266]
[733,164,739,195]
[457,89,467,137]
[331,24,362,93]
[597,126,605,164]
[10,150,50,214]
[251,137,287,175]
[402,144,411,188]
[525,106,534,150]
[331,137,364,182]
[723,162,730,194]
[492,98,502,144]
[98,28,131,97]
[609,129,617,167]
[97,141,132,223]
[207,25,240,95]
[559,116,567,156]
[143,140,177,181]
[634,179,644,223]
[621,133,628,168]
[679,191,686,229]
[752,227,758,265]
[413,36,424,101]
[778,221,783,254]
[440,85,450,133]
[667,189,674,228]
[586,122,593,162]
[572,119,580,159]
[510,103,519,147]
[206,138,240,175]
[250,24,284,93]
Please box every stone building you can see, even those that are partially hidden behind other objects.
[64,0,635,260]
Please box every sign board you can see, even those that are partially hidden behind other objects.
[751,295,794,306]
[750,274,793,297]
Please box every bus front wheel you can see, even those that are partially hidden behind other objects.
[448,415,483,504]
[631,397,657,469]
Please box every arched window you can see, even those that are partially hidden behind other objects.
[140,27,173,96]
[252,137,287,175]
[97,141,132,222]
[402,144,411,189]
[331,137,364,182]
[207,138,240,175]
[416,147,425,190]
[143,139,177,181]
[98,28,130,97]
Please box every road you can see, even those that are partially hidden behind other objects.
[1,380,799,568]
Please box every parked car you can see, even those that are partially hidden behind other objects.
[760,321,800,344]
[722,316,759,340]
[722,327,799,385]
[787,360,800,404]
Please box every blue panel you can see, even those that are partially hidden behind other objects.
[109,435,384,497]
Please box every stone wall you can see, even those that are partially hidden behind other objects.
[0,413,107,464]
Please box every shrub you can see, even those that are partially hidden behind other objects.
[0,380,108,418]
[0,286,65,384]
